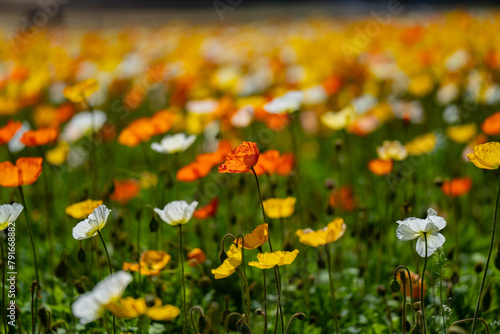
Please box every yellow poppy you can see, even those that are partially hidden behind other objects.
[405,133,436,155]
[106,297,180,321]
[236,223,268,250]
[65,199,103,219]
[467,142,500,170]
[211,244,242,279]
[45,141,70,166]
[63,78,99,103]
[446,123,477,144]
[122,250,171,276]
[248,249,299,269]
[320,106,356,131]
[296,218,346,247]
[262,197,296,219]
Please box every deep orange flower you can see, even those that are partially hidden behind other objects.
[20,128,58,147]
[193,198,219,219]
[236,223,269,250]
[397,271,426,299]
[219,141,260,174]
[187,248,207,267]
[0,120,22,145]
[177,140,232,182]
[118,118,156,147]
[253,150,295,176]
[441,177,473,197]
[0,157,43,187]
[110,179,141,204]
[150,110,175,135]
[368,159,393,176]
[329,186,355,212]
[123,250,171,276]
[276,153,295,176]
[481,111,500,135]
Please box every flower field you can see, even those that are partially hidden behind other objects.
[2,8,500,334]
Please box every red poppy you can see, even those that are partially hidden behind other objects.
[0,157,43,187]
[329,186,355,212]
[193,198,219,219]
[110,179,141,204]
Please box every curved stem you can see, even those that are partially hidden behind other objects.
[421,233,428,334]
[224,312,242,334]
[97,230,114,334]
[18,186,40,334]
[325,244,339,334]
[190,306,203,334]
[471,173,500,334]
[393,265,415,327]
[452,318,490,334]
[236,236,250,323]
[179,224,188,334]
[284,313,305,334]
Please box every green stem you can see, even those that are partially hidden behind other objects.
[393,265,415,328]
[260,248,268,334]
[325,244,339,334]
[439,253,446,333]
[421,233,428,334]
[471,173,500,334]
[179,224,188,334]
[97,230,114,334]
[1,234,7,334]
[18,186,40,334]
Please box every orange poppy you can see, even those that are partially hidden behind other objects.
[253,150,280,176]
[441,177,472,197]
[397,271,426,299]
[329,186,355,212]
[123,250,171,276]
[481,111,500,135]
[0,157,43,187]
[177,140,232,182]
[193,198,219,219]
[187,248,207,267]
[20,128,58,147]
[118,118,156,147]
[368,159,393,176]
[0,120,22,145]
[219,141,260,174]
[276,153,295,176]
[110,179,141,204]
[236,223,269,250]
[150,110,175,135]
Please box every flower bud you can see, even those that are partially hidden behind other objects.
[149,218,159,232]
[77,247,86,263]
[390,279,401,293]
[198,315,211,333]
[145,294,156,307]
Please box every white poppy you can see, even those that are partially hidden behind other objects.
[61,110,107,143]
[302,85,327,106]
[396,208,446,257]
[72,205,111,240]
[154,201,198,226]
[264,91,303,114]
[0,203,23,231]
[151,133,196,154]
[186,99,219,114]
[72,271,132,325]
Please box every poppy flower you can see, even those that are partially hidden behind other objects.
[263,91,303,114]
[45,141,70,166]
[0,203,23,231]
[248,249,299,269]
[276,153,295,176]
[481,111,500,135]
[72,205,111,240]
[296,218,346,247]
[123,250,171,276]
[61,110,107,143]
[377,140,408,161]
[106,297,180,321]
[397,271,426,299]
[193,198,219,219]
[396,208,446,257]
[0,157,43,187]
[118,118,156,147]
[20,128,58,147]
[321,106,356,131]
[262,197,296,219]
[447,123,477,144]
[367,159,393,176]
[441,177,473,197]
[110,179,141,204]
[0,120,22,145]
[253,150,280,176]
[236,223,269,250]
[329,186,355,212]
[151,133,196,154]
[150,110,175,135]
[218,141,260,174]
[211,244,242,279]
[405,133,436,156]
[64,78,99,103]
[187,248,207,267]
[467,142,500,170]
[154,201,198,226]
[65,199,103,219]
[72,271,132,325]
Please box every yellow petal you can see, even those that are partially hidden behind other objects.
[263,197,296,219]
[147,305,181,321]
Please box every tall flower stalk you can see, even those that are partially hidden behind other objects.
[325,244,339,334]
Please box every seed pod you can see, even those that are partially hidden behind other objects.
[236,317,251,334]
[149,218,159,232]
[145,294,156,308]
[55,256,68,279]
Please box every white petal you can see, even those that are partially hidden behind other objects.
[415,233,445,257]
[396,222,420,241]
[165,201,189,224]
[423,221,440,234]
[184,201,198,222]
[427,208,446,230]
[72,293,102,325]
[154,207,171,225]
[8,203,24,222]
[151,142,164,153]
[72,220,95,240]
[88,205,111,230]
